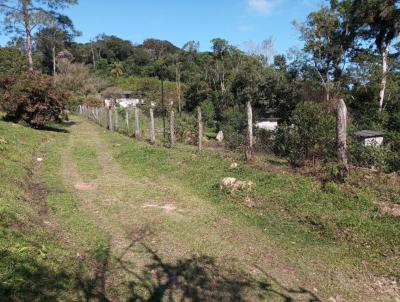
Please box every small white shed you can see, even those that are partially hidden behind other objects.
[354,130,384,146]
[255,118,280,131]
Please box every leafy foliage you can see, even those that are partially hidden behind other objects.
[274,102,336,163]
[0,72,68,127]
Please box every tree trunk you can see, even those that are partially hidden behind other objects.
[379,43,390,112]
[170,110,176,146]
[336,99,349,178]
[245,101,253,161]
[52,45,56,76]
[134,106,140,139]
[326,83,330,102]
[91,42,96,69]
[149,108,155,144]
[22,0,33,71]
[198,107,203,151]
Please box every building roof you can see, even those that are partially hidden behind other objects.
[354,130,384,138]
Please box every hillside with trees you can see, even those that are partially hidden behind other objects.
[0,0,399,301]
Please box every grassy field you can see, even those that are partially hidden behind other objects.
[104,127,400,274]
[0,119,107,301]
[0,115,399,301]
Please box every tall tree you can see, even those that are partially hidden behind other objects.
[36,16,79,75]
[295,4,359,101]
[0,0,77,71]
[366,0,400,111]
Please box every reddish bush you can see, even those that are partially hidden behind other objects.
[0,72,68,127]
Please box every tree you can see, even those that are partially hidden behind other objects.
[295,4,358,101]
[332,0,400,111]
[0,47,27,75]
[35,16,79,75]
[0,0,78,71]
[110,61,124,78]
[244,37,275,65]
[54,59,96,109]
[363,0,399,111]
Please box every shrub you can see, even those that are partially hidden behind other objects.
[349,133,400,173]
[254,128,275,153]
[220,105,246,149]
[200,99,216,128]
[386,131,400,172]
[85,94,103,107]
[0,72,68,127]
[274,101,335,163]
[175,113,197,144]
[349,141,391,171]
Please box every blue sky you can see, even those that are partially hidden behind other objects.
[1,0,322,54]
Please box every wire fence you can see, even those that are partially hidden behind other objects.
[78,104,203,151]
[78,99,351,176]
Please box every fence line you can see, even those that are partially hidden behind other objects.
[78,101,351,172]
[78,105,193,149]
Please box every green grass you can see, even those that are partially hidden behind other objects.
[102,129,400,279]
[1,115,399,300]
[0,119,106,301]
[72,145,101,180]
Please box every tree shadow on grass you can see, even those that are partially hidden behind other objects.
[118,243,321,302]
[74,228,322,302]
[0,228,321,302]
[40,121,77,133]
[0,249,73,302]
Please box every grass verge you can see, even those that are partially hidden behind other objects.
[0,119,106,301]
[102,129,400,280]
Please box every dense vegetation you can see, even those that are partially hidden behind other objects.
[1,0,399,172]
[0,1,399,300]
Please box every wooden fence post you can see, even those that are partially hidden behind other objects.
[107,107,113,131]
[125,109,129,134]
[245,101,253,161]
[96,107,99,124]
[149,108,155,144]
[114,109,119,131]
[170,110,176,146]
[336,99,349,178]
[134,106,140,139]
[198,107,203,151]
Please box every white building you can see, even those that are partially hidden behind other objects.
[103,91,144,108]
[354,130,384,146]
[255,118,280,131]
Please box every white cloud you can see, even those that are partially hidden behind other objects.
[247,0,279,15]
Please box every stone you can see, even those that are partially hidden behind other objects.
[230,162,238,169]
[216,131,224,142]
[219,177,253,192]
[220,177,237,190]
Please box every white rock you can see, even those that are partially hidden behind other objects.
[230,162,238,169]
[220,177,253,192]
[216,131,224,142]
[37,157,44,162]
